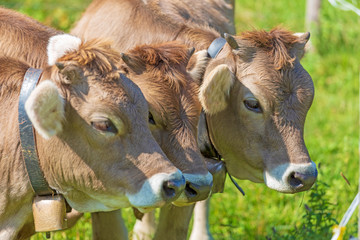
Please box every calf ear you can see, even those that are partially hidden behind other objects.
[47,34,82,66]
[187,50,210,85]
[292,32,311,60]
[225,33,255,62]
[120,53,146,74]
[56,64,83,84]
[199,64,234,114]
[25,80,65,139]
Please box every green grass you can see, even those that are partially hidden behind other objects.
[2,0,359,239]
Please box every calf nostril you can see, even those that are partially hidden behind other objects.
[162,181,177,199]
[288,172,304,189]
[184,181,212,202]
[185,182,198,198]
[162,176,185,200]
[288,171,317,191]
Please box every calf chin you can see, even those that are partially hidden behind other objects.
[63,193,130,213]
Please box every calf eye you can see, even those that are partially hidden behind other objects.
[244,99,262,113]
[149,112,156,125]
[91,120,118,134]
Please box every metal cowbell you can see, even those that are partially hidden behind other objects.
[32,195,68,232]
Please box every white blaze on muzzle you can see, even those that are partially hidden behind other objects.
[264,161,317,193]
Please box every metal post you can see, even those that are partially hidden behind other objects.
[305,0,322,32]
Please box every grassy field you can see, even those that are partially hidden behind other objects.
[1,0,359,239]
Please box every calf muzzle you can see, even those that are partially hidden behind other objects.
[264,161,318,193]
[184,181,213,202]
[162,176,186,201]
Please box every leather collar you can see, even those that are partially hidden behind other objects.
[18,68,54,196]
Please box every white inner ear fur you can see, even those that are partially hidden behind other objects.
[199,64,234,114]
[25,80,65,139]
[47,34,82,66]
[188,50,209,83]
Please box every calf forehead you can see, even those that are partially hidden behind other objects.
[83,72,147,110]
[245,59,314,113]
[137,71,200,127]
[279,66,313,116]
[279,67,314,119]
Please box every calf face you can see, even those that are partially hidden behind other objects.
[200,29,317,193]
[26,35,185,212]
[119,42,213,204]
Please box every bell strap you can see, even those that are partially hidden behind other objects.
[18,68,54,196]
[197,111,221,160]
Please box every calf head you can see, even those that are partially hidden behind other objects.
[200,28,317,193]
[119,42,213,204]
[25,35,185,212]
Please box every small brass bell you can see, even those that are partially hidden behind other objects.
[32,194,68,232]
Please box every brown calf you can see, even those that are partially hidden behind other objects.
[118,43,213,204]
[0,9,186,239]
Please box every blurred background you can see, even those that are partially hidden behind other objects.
[1,0,359,239]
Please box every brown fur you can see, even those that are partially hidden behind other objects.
[0,57,28,96]
[240,28,300,70]
[125,42,190,96]
[71,0,220,52]
[58,39,122,75]
[151,0,235,34]
[0,7,61,68]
